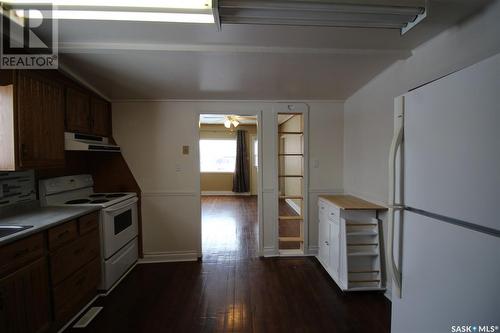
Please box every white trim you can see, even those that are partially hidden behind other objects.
[139,251,199,263]
[73,307,103,328]
[263,246,278,257]
[279,249,305,257]
[142,191,198,197]
[201,191,251,196]
[307,246,319,256]
[308,188,344,194]
[195,108,264,257]
[59,42,411,58]
[285,198,301,215]
[112,98,345,104]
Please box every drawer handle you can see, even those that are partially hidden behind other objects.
[13,248,30,258]
[330,212,335,216]
[57,230,70,239]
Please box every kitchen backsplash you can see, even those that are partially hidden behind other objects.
[0,170,36,207]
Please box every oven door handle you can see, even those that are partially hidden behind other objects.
[103,197,138,212]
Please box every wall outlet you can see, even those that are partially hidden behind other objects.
[182,145,190,155]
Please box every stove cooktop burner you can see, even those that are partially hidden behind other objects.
[90,199,109,204]
[106,193,127,198]
[65,199,91,204]
[89,194,106,198]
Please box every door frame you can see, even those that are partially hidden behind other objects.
[194,109,264,257]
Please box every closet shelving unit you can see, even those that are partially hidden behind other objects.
[277,113,305,255]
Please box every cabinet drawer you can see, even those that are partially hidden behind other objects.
[48,220,78,251]
[0,233,44,277]
[78,212,99,236]
[52,257,100,322]
[50,230,100,285]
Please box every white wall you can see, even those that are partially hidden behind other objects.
[343,0,500,295]
[112,100,343,261]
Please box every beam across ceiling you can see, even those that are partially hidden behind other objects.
[58,42,412,58]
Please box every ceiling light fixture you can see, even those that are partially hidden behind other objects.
[223,116,240,129]
[217,0,427,34]
[3,0,212,10]
[5,0,215,23]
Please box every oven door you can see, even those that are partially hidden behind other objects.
[101,197,138,259]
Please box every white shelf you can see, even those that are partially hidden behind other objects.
[347,231,378,236]
[347,251,379,257]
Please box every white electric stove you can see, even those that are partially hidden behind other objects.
[39,174,138,291]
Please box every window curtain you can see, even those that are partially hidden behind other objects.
[233,130,249,193]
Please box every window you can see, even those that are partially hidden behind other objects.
[200,139,237,172]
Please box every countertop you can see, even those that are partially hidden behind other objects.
[0,205,100,246]
[319,195,387,210]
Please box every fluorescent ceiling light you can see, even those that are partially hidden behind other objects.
[217,0,426,33]
[6,0,214,23]
[3,0,212,10]
[15,10,214,23]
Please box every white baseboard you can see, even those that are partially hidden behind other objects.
[307,246,319,256]
[139,251,199,263]
[285,198,301,215]
[201,191,251,196]
[262,246,278,257]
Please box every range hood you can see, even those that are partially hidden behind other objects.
[64,132,121,152]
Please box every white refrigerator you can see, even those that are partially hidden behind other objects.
[388,53,500,333]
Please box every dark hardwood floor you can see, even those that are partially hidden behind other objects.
[66,196,390,333]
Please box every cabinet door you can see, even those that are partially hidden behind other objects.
[16,72,65,169]
[0,258,51,333]
[90,96,110,137]
[329,220,340,279]
[65,87,90,134]
[318,219,331,269]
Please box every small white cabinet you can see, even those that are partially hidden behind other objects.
[317,195,386,291]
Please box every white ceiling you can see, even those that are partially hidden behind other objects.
[52,0,492,101]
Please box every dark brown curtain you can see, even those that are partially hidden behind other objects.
[232,130,249,193]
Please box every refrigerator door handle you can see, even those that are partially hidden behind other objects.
[388,96,404,298]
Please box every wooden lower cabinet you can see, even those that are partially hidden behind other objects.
[52,257,100,324]
[0,211,101,332]
[0,258,51,333]
[49,214,101,329]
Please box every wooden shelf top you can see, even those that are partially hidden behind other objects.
[319,195,386,210]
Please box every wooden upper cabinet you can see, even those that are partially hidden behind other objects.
[65,87,90,134]
[15,71,65,169]
[90,96,111,137]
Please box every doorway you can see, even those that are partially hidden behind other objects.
[197,114,261,260]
